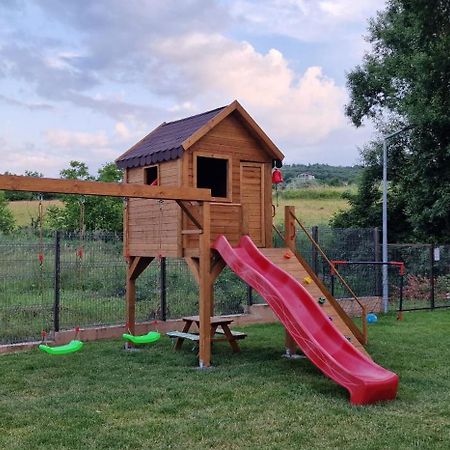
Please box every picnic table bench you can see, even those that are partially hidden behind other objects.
[167,315,247,353]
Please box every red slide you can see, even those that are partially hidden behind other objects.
[212,235,398,405]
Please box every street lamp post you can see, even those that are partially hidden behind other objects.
[382,125,414,313]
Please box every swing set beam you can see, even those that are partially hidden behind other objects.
[0,174,211,202]
[0,174,215,367]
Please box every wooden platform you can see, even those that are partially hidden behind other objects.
[260,248,368,356]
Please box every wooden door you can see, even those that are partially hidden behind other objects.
[240,162,265,247]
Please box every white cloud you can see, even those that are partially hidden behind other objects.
[114,122,130,140]
[0,0,378,168]
[0,138,70,176]
[319,0,380,20]
[229,0,382,42]
[153,33,346,148]
[45,129,109,148]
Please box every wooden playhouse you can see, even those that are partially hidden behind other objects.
[116,100,284,257]
[116,100,367,367]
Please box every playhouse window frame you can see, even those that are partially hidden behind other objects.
[193,152,232,202]
[144,165,159,186]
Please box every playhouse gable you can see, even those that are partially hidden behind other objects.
[116,100,283,170]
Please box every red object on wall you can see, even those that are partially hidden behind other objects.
[272,168,283,184]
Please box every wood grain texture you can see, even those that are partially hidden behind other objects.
[0,174,210,201]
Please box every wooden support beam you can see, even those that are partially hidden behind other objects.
[0,174,211,202]
[284,206,296,248]
[129,256,154,281]
[181,229,203,235]
[240,204,250,236]
[210,256,226,284]
[126,256,153,336]
[126,275,136,335]
[198,202,212,368]
[176,200,203,230]
[285,330,297,356]
[185,257,200,284]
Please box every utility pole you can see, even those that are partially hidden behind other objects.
[382,125,414,313]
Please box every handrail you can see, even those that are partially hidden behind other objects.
[289,211,367,343]
[272,223,284,242]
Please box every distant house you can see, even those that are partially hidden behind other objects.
[298,173,315,181]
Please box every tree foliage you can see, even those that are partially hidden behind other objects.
[0,191,15,233]
[333,0,450,243]
[46,161,124,232]
[281,164,363,186]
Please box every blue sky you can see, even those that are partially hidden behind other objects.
[0,0,383,176]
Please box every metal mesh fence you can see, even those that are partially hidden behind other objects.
[0,229,448,345]
[0,231,54,344]
[0,231,252,345]
[389,244,450,311]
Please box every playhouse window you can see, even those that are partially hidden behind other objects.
[196,156,228,198]
[144,166,158,186]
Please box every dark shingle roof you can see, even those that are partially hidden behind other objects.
[116,106,227,169]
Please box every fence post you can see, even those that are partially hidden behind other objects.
[374,227,381,296]
[160,257,167,321]
[53,231,61,333]
[247,285,253,306]
[430,244,435,310]
[311,226,319,275]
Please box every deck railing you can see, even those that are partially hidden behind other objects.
[275,206,367,345]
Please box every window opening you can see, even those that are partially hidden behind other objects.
[144,166,158,186]
[196,156,228,198]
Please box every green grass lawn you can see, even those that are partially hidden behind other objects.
[1,310,449,449]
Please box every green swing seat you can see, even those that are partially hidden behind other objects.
[122,331,161,345]
[38,340,84,355]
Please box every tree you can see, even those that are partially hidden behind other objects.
[333,0,450,243]
[0,192,15,233]
[46,162,124,232]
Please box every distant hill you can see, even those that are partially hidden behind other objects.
[280,164,363,186]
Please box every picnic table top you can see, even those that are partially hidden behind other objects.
[182,315,235,325]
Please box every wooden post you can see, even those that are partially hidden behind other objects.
[126,256,154,336]
[285,330,297,356]
[283,206,297,352]
[284,206,296,251]
[126,259,136,335]
[199,202,212,368]
[240,205,249,236]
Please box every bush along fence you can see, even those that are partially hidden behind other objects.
[0,228,448,346]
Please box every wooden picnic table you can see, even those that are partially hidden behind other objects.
[170,315,246,353]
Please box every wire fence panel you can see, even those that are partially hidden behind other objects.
[434,245,450,308]
[0,229,449,346]
[389,244,450,311]
[59,232,126,331]
[165,259,198,319]
[0,232,55,344]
